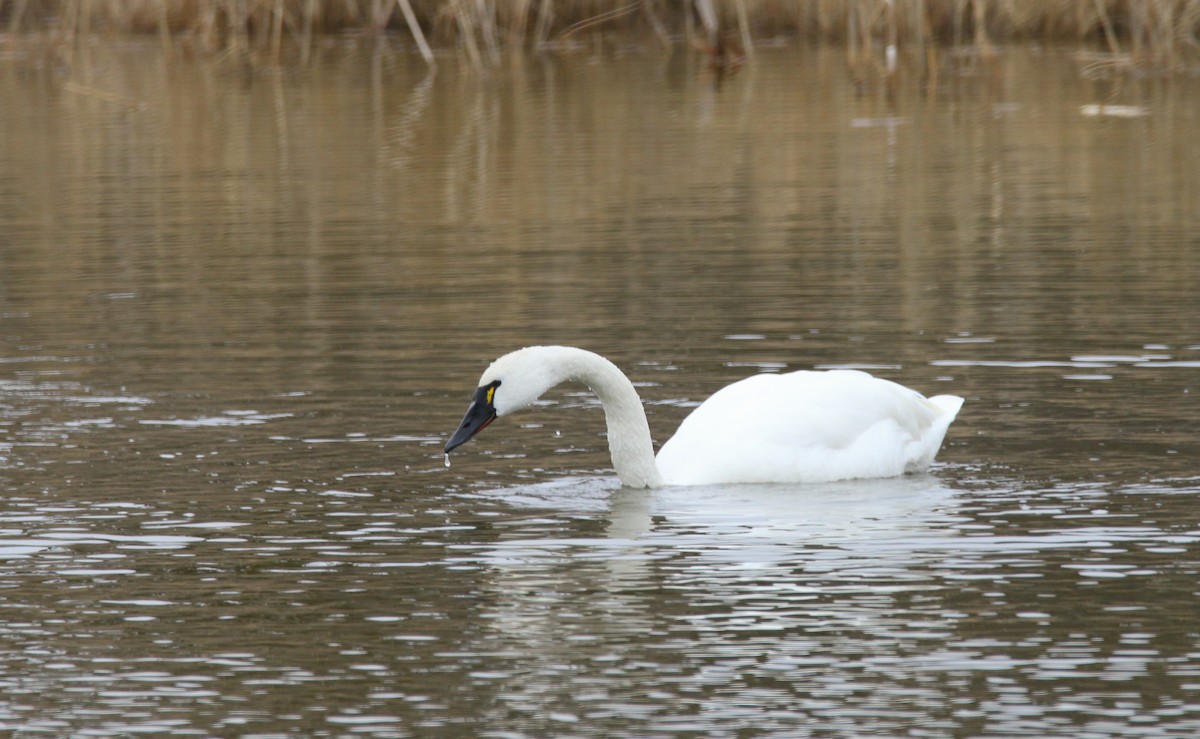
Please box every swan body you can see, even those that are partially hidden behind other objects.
[445,346,963,489]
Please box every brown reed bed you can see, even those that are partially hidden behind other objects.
[4,1,1200,71]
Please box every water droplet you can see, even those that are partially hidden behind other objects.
[555,430,561,437]
[443,454,451,469]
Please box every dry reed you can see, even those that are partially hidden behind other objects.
[3,1,1199,71]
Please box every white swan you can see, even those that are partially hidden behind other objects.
[444,346,963,488]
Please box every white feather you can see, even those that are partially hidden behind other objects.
[655,370,962,485]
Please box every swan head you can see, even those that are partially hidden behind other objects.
[444,347,571,454]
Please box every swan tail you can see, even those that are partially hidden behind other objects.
[901,393,964,474]
[928,394,964,419]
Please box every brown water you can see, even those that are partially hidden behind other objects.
[1,39,1199,736]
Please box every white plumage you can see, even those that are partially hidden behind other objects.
[655,369,962,485]
[445,346,963,489]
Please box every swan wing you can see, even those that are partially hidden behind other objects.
[655,370,961,485]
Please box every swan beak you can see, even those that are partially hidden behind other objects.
[444,384,498,454]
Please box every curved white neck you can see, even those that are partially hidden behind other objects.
[545,348,664,488]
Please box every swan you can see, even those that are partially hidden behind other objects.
[444,346,963,489]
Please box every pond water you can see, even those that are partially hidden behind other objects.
[1,39,1199,736]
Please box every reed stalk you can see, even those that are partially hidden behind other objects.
[1,1,1198,71]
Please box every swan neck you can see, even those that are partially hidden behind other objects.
[563,349,663,488]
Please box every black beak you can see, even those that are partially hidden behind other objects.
[444,382,499,454]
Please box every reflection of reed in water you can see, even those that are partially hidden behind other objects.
[5,1,1200,71]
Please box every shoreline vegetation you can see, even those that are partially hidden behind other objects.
[3,1,1199,71]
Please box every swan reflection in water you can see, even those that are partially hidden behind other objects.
[455,471,966,623]
[460,472,964,549]
[449,474,969,727]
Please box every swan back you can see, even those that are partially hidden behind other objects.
[655,370,962,485]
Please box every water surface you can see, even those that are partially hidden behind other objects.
[1,40,1199,736]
